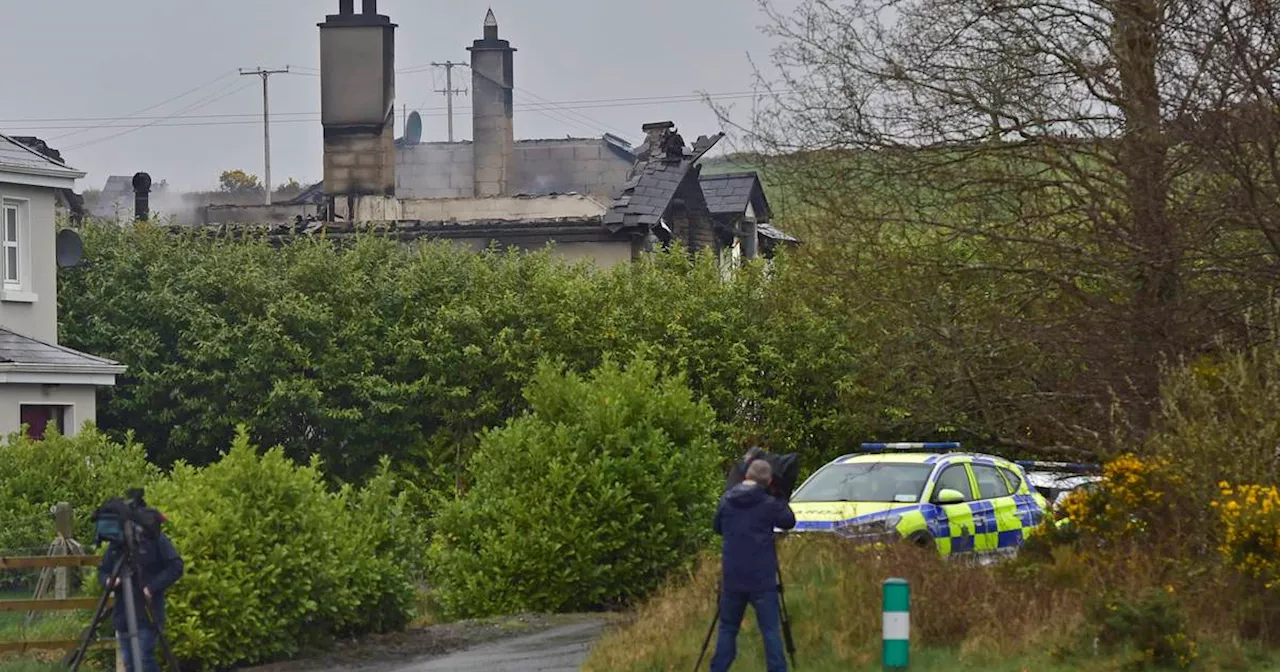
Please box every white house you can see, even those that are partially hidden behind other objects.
[0,133,124,439]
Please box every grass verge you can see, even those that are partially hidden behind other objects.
[583,535,1280,671]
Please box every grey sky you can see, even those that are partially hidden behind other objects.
[0,1,776,192]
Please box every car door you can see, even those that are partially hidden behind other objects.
[971,463,1018,552]
[927,462,977,555]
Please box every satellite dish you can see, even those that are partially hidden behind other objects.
[405,111,423,146]
[55,229,83,269]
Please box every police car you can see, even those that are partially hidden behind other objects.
[787,443,1050,558]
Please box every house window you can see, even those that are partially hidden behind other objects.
[3,201,20,287]
[21,405,69,440]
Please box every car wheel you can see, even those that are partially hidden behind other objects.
[907,532,932,549]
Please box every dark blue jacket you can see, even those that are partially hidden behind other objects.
[98,532,184,632]
[714,482,796,593]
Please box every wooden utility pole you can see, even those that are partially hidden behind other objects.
[431,61,468,142]
[239,67,290,205]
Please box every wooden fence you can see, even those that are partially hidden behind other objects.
[0,503,120,667]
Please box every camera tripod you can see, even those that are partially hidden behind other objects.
[692,565,796,671]
[66,523,180,672]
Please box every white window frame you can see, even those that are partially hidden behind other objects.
[0,198,33,302]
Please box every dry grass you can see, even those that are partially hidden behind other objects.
[583,534,1276,672]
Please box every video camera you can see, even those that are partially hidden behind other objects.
[726,446,802,500]
[90,488,165,547]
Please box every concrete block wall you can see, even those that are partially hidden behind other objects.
[511,141,631,198]
[397,142,474,199]
[324,123,396,196]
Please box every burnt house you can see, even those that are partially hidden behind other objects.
[699,171,797,259]
[604,122,727,254]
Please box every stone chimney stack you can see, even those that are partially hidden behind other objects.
[468,9,516,198]
[318,0,397,205]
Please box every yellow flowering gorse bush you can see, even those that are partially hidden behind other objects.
[1060,453,1178,539]
[1213,481,1280,588]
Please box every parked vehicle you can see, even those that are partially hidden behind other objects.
[788,443,1050,558]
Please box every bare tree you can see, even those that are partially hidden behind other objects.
[728,0,1280,452]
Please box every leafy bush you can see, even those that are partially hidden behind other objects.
[147,428,422,670]
[1215,482,1280,589]
[1085,589,1199,670]
[427,355,721,619]
[0,426,158,554]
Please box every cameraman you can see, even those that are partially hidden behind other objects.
[710,457,796,672]
[97,515,184,672]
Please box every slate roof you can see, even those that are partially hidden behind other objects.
[758,222,799,243]
[604,131,724,231]
[700,172,761,216]
[0,329,123,370]
[0,133,83,179]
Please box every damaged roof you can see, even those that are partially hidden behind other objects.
[0,133,84,183]
[604,129,724,231]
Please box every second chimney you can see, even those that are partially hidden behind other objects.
[468,9,516,198]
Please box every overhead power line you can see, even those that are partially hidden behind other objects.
[63,80,256,151]
[48,70,239,142]
[0,90,787,126]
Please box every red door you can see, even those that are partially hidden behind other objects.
[21,406,63,440]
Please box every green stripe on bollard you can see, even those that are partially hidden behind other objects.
[883,578,910,671]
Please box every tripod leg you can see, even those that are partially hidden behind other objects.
[693,585,721,672]
[120,571,146,672]
[777,568,796,668]
[67,555,125,671]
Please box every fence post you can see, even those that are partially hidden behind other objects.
[882,578,910,671]
[54,502,72,599]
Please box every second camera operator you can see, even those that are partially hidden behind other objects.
[97,500,184,672]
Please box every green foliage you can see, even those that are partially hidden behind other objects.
[146,428,422,670]
[0,426,158,553]
[60,223,958,492]
[218,169,261,194]
[428,355,721,619]
[1083,589,1199,670]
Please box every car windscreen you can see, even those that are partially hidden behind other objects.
[790,463,934,503]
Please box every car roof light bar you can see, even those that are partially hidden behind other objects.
[859,442,961,453]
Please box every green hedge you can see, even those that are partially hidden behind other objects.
[0,426,158,554]
[427,355,721,618]
[148,428,423,669]
[0,426,422,671]
[58,223,972,491]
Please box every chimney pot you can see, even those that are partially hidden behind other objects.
[339,0,354,14]
[132,172,152,222]
[483,9,499,40]
[362,0,377,14]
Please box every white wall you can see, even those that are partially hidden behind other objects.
[0,384,97,437]
[0,184,58,343]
